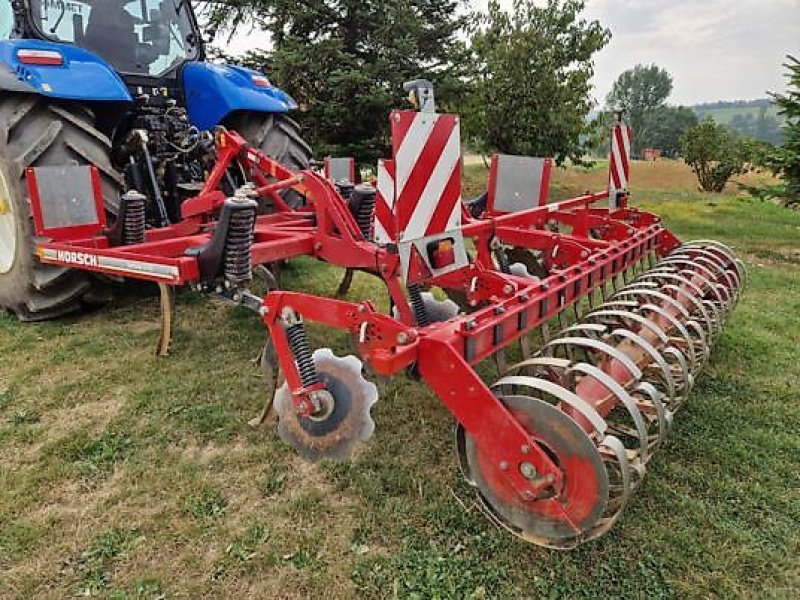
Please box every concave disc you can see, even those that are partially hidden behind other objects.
[275,349,377,462]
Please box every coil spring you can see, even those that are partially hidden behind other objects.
[355,193,376,240]
[122,192,146,245]
[285,321,319,387]
[493,246,511,274]
[223,206,256,283]
[408,283,430,327]
[335,181,355,201]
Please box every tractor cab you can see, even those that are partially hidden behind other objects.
[13,0,203,87]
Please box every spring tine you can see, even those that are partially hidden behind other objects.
[156,283,175,357]
[541,322,551,344]
[587,288,596,310]
[519,333,533,360]
[573,301,583,321]
[558,310,570,333]
[493,348,508,376]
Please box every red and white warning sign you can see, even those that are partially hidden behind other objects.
[392,111,462,241]
[608,120,631,208]
[374,159,396,245]
[389,110,468,282]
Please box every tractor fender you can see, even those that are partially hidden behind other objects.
[0,39,131,102]
[182,62,297,131]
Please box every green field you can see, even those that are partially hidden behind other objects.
[1,162,799,598]
[693,104,783,125]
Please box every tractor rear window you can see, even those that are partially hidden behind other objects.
[31,0,198,76]
[0,0,11,40]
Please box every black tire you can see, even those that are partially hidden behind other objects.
[225,111,312,208]
[226,111,312,171]
[0,94,122,321]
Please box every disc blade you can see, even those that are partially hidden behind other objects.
[463,395,609,548]
[275,349,377,462]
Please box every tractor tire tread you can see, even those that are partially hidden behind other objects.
[0,93,121,320]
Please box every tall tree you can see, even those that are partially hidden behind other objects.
[606,64,673,156]
[765,55,800,205]
[466,0,610,165]
[207,1,468,163]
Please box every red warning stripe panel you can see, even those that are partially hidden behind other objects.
[609,123,631,194]
[391,111,461,242]
[374,159,396,244]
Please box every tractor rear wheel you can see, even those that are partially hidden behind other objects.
[225,111,312,207]
[0,94,122,320]
[226,111,312,171]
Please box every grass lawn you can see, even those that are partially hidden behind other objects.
[1,160,798,599]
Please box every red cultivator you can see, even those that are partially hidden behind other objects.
[28,81,744,548]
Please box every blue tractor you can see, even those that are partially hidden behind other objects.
[0,0,311,319]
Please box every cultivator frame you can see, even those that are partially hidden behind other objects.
[27,82,745,549]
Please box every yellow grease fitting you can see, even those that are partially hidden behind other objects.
[0,197,8,215]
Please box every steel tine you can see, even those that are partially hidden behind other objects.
[493,348,507,376]
[519,334,533,359]
[557,309,569,334]
[541,322,551,344]
[156,283,175,357]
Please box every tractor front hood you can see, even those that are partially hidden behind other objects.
[0,39,131,102]
[182,62,297,131]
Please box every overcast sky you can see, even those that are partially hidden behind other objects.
[221,0,800,107]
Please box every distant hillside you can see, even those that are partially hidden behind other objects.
[692,99,784,145]
[693,99,781,124]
